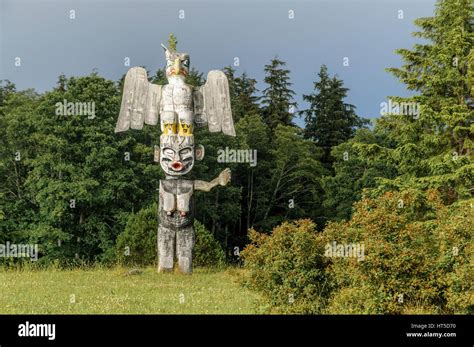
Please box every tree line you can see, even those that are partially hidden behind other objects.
[0,0,472,269]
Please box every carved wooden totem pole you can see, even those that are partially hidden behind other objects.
[115,36,235,273]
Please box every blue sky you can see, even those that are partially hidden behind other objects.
[0,0,437,127]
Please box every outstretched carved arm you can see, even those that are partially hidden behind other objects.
[194,168,231,192]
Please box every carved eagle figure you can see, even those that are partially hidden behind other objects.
[115,41,235,137]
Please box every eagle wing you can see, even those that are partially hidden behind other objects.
[194,70,235,136]
[115,67,162,133]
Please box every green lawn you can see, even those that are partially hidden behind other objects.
[0,266,260,314]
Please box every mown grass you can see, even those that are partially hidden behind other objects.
[0,266,260,314]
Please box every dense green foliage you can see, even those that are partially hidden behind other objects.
[0,74,161,265]
[243,192,472,314]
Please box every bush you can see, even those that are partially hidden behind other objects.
[241,191,473,314]
[240,219,332,314]
[115,204,157,265]
[325,285,387,314]
[323,190,473,314]
[193,220,226,268]
[116,205,226,268]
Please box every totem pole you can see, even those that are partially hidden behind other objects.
[115,35,235,274]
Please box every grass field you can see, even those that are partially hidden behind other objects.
[0,266,261,314]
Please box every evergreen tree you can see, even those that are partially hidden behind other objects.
[261,57,296,130]
[381,0,473,201]
[300,65,367,168]
[323,0,474,221]
[223,66,260,123]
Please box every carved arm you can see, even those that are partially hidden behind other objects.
[194,168,231,192]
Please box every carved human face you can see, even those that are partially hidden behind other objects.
[159,135,195,176]
[164,49,190,79]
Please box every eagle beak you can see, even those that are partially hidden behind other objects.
[173,58,180,75]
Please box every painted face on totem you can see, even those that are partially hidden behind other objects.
[159,135,204,176]
[162,46,190,80]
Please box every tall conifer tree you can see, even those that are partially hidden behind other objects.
[261,57,297,130]
[300,65,367,168]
